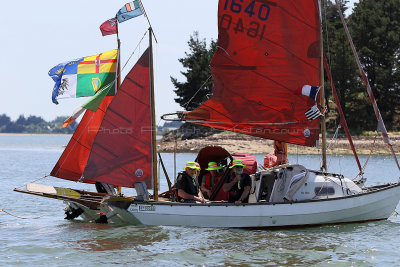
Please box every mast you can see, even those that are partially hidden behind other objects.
[149,27,158,200]
[117,36,122,195]
[319,0,327,171]
[335,0,400,172]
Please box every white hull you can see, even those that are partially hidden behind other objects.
[95,183,400,228]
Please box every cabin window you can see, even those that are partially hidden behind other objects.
[314,187,335,196]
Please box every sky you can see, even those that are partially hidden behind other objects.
[0,0,358,124]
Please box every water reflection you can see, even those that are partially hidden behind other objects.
[65,224,169,252]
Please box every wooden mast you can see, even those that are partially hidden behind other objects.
[117,26,122,195]
[320,0,327,171]
[149,27,158,200]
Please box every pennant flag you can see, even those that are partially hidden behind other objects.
[100,18,118,36]
[295,85,320,101]
[49,49,118,104]
[60,82,115,128]
[116,1,143,23]
[305,105,323,121]
[61,106,85,128]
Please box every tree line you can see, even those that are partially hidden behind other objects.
[0,114,77,134]
[171,0,400,133]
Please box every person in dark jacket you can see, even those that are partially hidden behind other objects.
[223,159,251,205]
[176,161,205,203]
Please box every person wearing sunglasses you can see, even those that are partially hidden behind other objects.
[222,159,251,205]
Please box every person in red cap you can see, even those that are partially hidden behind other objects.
[176,161,205,203]
[222,159,252,205]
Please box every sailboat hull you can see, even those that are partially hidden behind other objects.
[98,183,400,228]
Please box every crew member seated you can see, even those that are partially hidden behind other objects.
[264,140,288,168]
[201,162,228,201]
[176,161,205,203]
[223,159,251,205]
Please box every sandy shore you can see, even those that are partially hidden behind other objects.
[157,133,400,155]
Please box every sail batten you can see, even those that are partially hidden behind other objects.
[184,0,321,147]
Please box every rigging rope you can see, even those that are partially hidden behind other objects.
[326,125,341,171]
[183,75,212,110]
[354,132,378,180]
[16,174,50,190]
[319,125,341,170]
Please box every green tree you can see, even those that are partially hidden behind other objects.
[322,0,371,133]
[15,115,27,126]
[171,31,216,111]
[0,114,11,126]
[0,114,11,132]
[349,0,400,130]
[50,116,77,134]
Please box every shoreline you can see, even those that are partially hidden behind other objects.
[2,133,398,155]
[157,133,400,155]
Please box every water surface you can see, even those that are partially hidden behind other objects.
[1,135,399,266]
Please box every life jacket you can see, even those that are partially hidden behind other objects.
[204,173,228,201]
[264,151,287,168]
[264,141,288,168]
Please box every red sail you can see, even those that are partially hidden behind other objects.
[50,97,113,182]
[82,48,152,188]
[184,0,321,146]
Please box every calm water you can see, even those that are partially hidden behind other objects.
[1,135,399,266]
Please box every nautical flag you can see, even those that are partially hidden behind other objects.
[49,49,118,104]
[100,18,118,36]
[296,85,320,101]
[305,105,323,121]
[116,1,143,23]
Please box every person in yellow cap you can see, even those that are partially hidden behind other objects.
[176,161,205,203]
[222,159,251,205]
[200,162,228,201]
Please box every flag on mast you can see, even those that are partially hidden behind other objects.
[49,49,118,104]
[116,1,143,23]
[100,18,118,36]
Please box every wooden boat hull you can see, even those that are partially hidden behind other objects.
[97,183,400,228]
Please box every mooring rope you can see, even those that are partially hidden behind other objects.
[0,209,51,220]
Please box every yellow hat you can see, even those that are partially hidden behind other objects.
[205,162,222,171]
[229,159,246,169]
[206,161,222,171]
[184,161,200,170]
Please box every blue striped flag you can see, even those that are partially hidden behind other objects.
[116,1,143,23]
